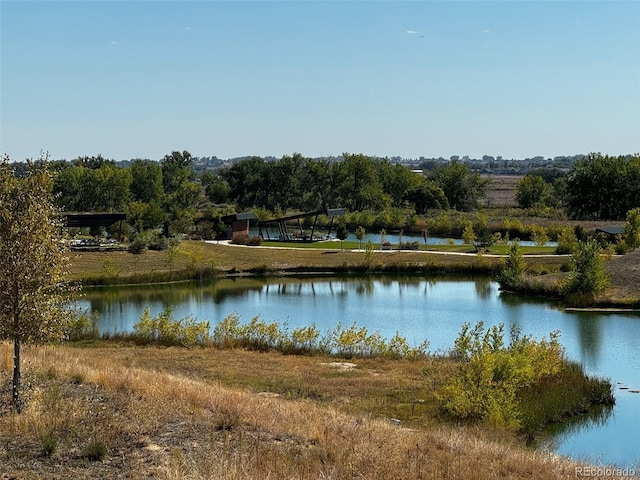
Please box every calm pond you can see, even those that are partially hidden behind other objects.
[80,276,639,468]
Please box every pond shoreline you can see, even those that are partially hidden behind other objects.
[71,241,639,308]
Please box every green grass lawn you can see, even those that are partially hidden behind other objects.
[262,240,558,256]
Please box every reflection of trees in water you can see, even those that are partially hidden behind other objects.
[355,279,374,296]
[497,292,605,367]
[572,312,602,367]
[84,274,503,317]
[498,290,560,308]
[474,277,493,299]
[536,403,614,451]
[83,278,268,314]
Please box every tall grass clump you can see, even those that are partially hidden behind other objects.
[133,308,210,347]
[437,322,614,434]
[518,361,615,434]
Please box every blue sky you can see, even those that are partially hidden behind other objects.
[1,1,639,162]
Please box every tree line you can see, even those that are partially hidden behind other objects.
[43,151,488,238]
[514,153,640,220]
[7,151,639,242]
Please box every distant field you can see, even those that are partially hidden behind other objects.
[481,175,521,208]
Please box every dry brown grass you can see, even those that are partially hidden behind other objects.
[0,342,616,479]
[481,175,521,208]
[600,249,640,305]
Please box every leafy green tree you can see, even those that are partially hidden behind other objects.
[474,212,492,245]
[53,162,131,212]
[127,200,167,234]
[339,153,388,211]
[162,150,193,195]
[201,170,230,204]
[566,153,640,220]
[0,157,76,412]
[94,164,132,212]
[529,224,549,246]
[267,153,305,211]
[301,158,342,211]
[160,150,202,234]
[71,154,114,169]
[336,223,348,251]
[130,159,163,203]
[379,161,421,207]
[355,225,366,249]
[404,178,449,214]
[222,157,268,210]
[515,174,553,209]
[622,207,640,251]
[430,160,487,211]
[53,165,85,210]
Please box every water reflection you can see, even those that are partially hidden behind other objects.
[572,312,603,368]
[536,403,615,450]
[474,277,493,299]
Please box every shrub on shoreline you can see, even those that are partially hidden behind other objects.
[437,322,614,434]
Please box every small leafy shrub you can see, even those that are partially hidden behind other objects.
[555,225,578,254]
[529,224,549,246]
[439,323,564,429]
[212,315,429,359]
[148,235,176,251]
[65,312,100,341]
[230,233,263,246]
[622,207,640,251]
[326,322,385,358]
[128,233,150,254]
[247,235,263,246]
[83,435,108,461]
[495,241,525,289]
[363,240,376,269]
[398,240,420,250]
[65,314,91,341]
[562,239,610,300]
[239,316,284,351]
[462,224,476,245]
[213,312,243,348]
[229,233,248,245]
[289,324,321,353]
[502,218,526,240]
[41,431,58,457]
[428,213,452,237]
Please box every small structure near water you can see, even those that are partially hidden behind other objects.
[258,208,345,242]
[221,212,255,240]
